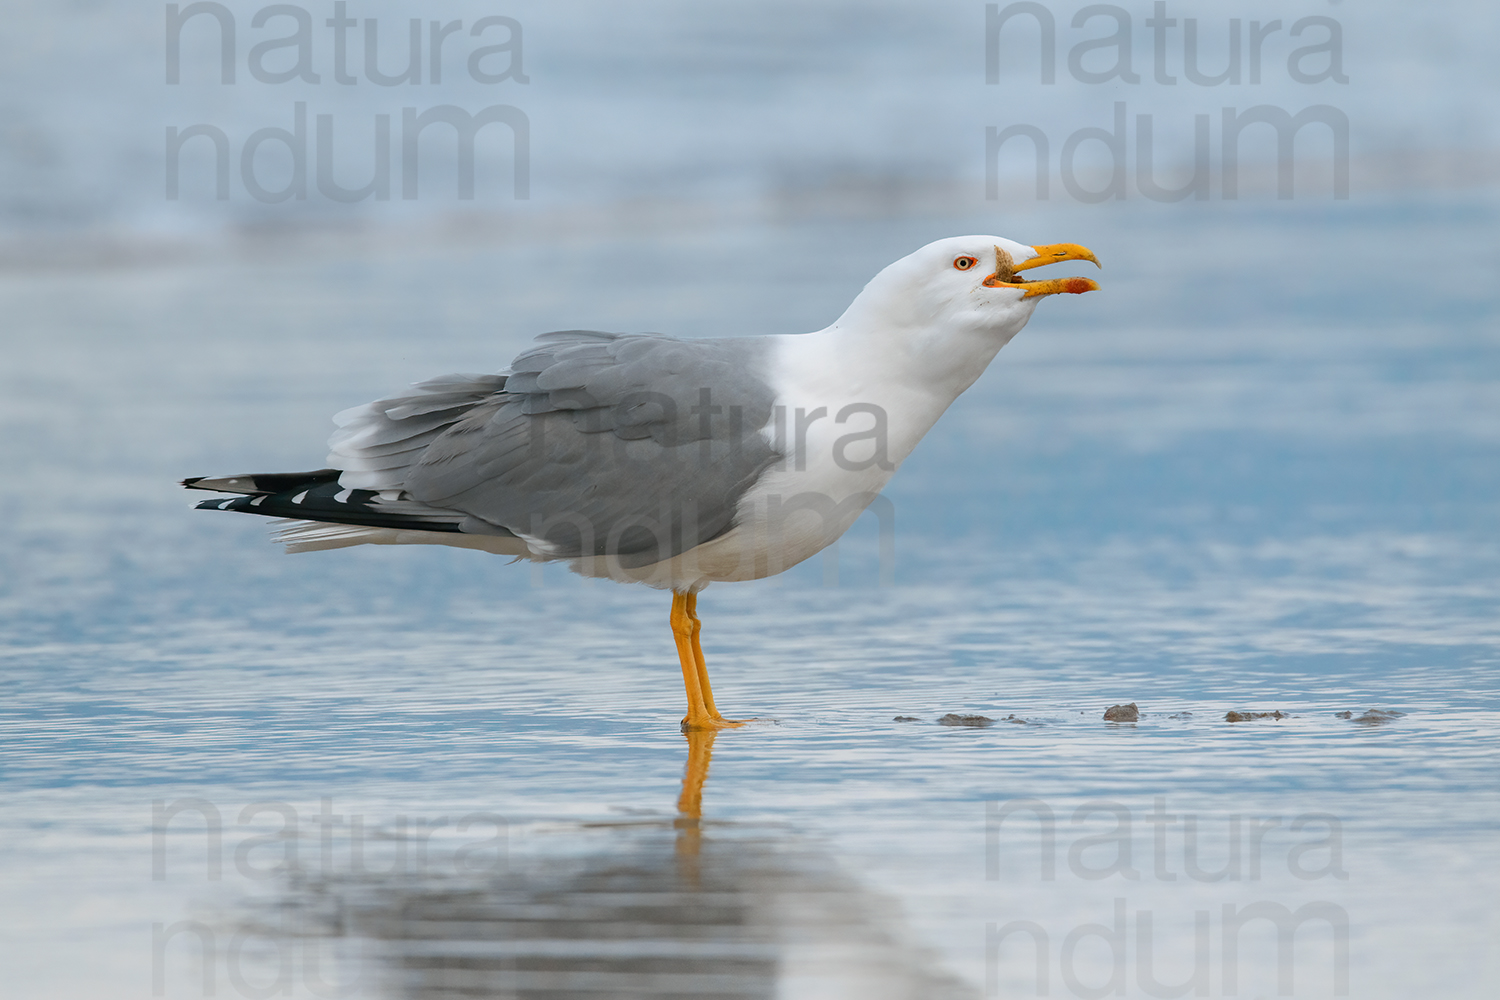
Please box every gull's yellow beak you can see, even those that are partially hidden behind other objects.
[983,243,1101,298]
[1013,243,1101,273]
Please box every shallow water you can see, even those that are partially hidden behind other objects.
[3,198,1499,998]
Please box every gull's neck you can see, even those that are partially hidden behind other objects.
[769,290,1036,470]
[814,285,1035,406]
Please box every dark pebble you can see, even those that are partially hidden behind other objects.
[937,713,994,728]
[1225,710,1289,722]
[1103,703,1140,722]
[893,716,920,722]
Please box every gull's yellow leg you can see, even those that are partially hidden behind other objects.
[672,590,743,731]
[671,590,710,726]
[685,592,723,720]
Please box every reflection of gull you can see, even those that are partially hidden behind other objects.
[184,237,1098,729]
[227,733,980,999]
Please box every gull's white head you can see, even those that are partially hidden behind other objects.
[835,234,1100,343]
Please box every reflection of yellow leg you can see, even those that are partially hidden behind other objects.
[676,728,716,821]
[671,591,744,731]
[675,728,717,872]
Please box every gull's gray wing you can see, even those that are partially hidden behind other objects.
[403,331,781,568]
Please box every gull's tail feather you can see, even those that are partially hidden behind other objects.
[272,519,531,556]
[272,519,401,553]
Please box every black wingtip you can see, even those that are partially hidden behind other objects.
[181,469,342,495]
[190,480,469,533]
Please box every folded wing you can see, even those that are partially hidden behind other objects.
[331,331,782,569]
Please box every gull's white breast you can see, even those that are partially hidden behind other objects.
[633,328,971,589]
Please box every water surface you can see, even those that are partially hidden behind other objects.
[2,200,1498,997]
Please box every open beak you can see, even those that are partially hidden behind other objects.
[982,243,1101,298]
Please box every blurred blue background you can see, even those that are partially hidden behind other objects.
[2,2,1497,997]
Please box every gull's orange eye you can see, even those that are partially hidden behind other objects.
[953,256,978,271]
